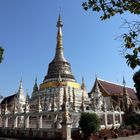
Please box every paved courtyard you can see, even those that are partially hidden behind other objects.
[0,138,20,140]
[1,135,140,140]
[110,134,140,140]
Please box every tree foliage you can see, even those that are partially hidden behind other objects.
[82,0,140,69]
[124,113,140,129]
[121,20,140,69]
[133,69,140,101]
[79,112,100,136]
[0,47,4,63]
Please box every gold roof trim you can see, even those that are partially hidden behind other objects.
[40,81,80,90]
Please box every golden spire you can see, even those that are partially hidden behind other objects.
[52,14,67,62]
[56,14,63,49]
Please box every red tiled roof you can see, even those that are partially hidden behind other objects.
[98,79,137,100]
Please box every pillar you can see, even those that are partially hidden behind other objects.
[61,122,72,140]
[14,116,18,128]
[25,116,29,129]
[104,112,107,128]
[61,87,72,140]
[38,115,42,129]
[1,117,4,127]
[119,112,122,125]
[4,116,8,128]
[113,112,115,127]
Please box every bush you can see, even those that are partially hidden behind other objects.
[79,112,100,137]
[133,70,140,102]
[124,113,140,130]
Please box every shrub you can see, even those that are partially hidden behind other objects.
[79,112,100,137]
[124,113,140,130]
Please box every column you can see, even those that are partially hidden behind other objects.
[4,116,8,128]
[119,112,122,125]
[61,87,72,140]
[2,117,4,127]
[25,116,29,129]
[14,116,18,128]
[23,115,26,129]
[36,116,39,129]
[104,112,107,128]
[61,122,72,140]
[113,112,115,127]
[39,115,42,129]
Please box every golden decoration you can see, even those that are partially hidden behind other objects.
[40,81,80,90]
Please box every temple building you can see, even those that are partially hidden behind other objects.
[0,15,89,130]
[90,78,139,113]
[0,15,139,139]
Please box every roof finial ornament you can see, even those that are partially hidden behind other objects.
[56,14,63,49]
[35,76,37,83]
[26,89,29,103]
[33,76,38,92]
[20,77,22,83]
[57,14,63,28]
[58,6,62,19]
[123,76,128,96]
[95,80,100,93]
[19,78,23,89]
[123,76,126,86]
[81,76,86,90]
[18,78,24,95]
[95,74,98,81]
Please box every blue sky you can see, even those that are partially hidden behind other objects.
[0,0,138,97]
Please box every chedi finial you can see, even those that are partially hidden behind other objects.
[56,14,63,49]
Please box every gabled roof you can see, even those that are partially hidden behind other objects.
[1,94,16,105]
[91,79,138,101]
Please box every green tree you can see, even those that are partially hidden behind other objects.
[125,112,140,130]
[0,47,4,63]
[79,112,100,138]
[133,69,140,101]
[82,0,140,69]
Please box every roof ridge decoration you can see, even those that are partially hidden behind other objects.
[18,79,24,95]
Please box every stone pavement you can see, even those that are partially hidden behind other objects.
[0,138,17,140]
[109,134,140,140]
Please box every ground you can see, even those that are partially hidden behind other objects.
[109,134,140,140]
